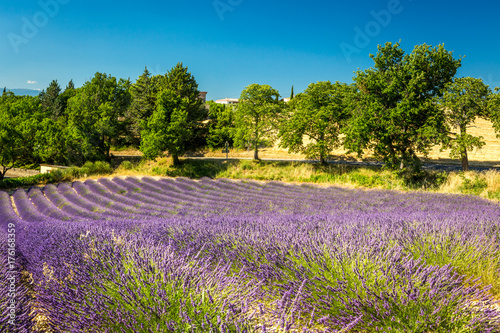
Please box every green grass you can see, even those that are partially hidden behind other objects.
[3,157,500,203]
[146,158,449,192]
[0,161,114,190]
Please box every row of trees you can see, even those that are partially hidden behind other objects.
[0,63,209,180]
[224,42,500,172]
[1,42,500,181]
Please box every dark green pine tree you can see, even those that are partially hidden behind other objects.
[161,63,204,119]
[39,80,62,119]
[160,62,208,150]
[66,79,75,90]
[290,85,294,100]
[128,67,157,146]
[2,87,6,96]
[59,79,77,117]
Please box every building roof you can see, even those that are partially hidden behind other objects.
[215,97,239,103]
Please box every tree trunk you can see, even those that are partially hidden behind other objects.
[0,166,9,181]
[253,143,259,160]
[172,154,180,166]
[399,151,406,170]
[320,154,326,165]
[460,124,469,171]
[461,150,469,171]
[253,117,259,160]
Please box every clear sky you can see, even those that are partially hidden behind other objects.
[2,0,500,100]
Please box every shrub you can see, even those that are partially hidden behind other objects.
[0,162,113,190]
[119,160,134,170]
[458,173,488,195]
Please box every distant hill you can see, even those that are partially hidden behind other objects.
[5,88,42,97]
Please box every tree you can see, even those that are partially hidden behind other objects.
[140,89,190,166]
[59,79,76,116]
[439,77,491,171]
[158,62,208,151]
[206,101,235,148]
[279,81,352,164]
[140,63,205,165]
[66,73,131,164]
[127,67,158,146]
[489,88,500,139]
[344,42,462,171]
[39,79,62,119]
[233,84,281,160]
[0,95,45,180]
[290,85,294,100]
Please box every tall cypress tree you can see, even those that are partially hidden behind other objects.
[290,85,294,99]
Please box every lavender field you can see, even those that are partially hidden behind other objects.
[1,177,500,332]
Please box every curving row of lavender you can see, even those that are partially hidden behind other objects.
[1,176,500,332]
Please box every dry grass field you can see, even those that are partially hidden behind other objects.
[424,118,500,167]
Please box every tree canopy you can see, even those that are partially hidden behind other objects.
[140,63,205,165]
[66,72,131,164]
[233,84,282,160]
[344,42,462,171]
[0,94,45,179]
[140,89,190,166]
[127,67,158,146]
[439,77,491,170]
[206,101,235,149]
[279,81,352,164]
[39,79,62,119]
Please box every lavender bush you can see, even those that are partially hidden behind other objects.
[1,177,499,332]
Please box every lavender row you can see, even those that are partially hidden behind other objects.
[15,211,500,331]
[1,178,500,331]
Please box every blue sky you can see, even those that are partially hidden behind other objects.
[2,0,500,100]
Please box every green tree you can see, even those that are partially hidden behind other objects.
[66,73,131,164]
[0,95,45,180]
[39,79,62,119]
[489,87,500,132]
[34,79,77,165]
[140,63,205,165]
[59,79,76,117]
[158,62,208,151]
[36,117,68,165]
[140,89,190,166]
[439,77,491,171]
[279,81,352,164]
[344,42,462,171]
[206,101,235,148]
[290,85,294,100]
[127,67,158,146]
[233,84,281,160]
